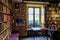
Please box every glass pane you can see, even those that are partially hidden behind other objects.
[28,15,33,27]
[35,20,40,27]
[28,8,33,14]
[35,8,40,14]
[35,15,39,20]
[35,15,40,27]
[28,15,33,20]
[35,8,40,27]
[28,20,33,27]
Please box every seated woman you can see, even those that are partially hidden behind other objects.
[48,21,57,40]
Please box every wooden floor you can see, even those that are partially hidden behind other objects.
[20,37,50,40]
[8,33,51,40]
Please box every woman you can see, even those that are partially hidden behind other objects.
[48,21,57,40]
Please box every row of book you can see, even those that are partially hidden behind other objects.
[0,3,10,14]
[0,0,8,6]
[0,0,11,40]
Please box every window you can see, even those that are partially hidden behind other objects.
[28,8,40,27]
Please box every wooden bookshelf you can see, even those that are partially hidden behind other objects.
[45,4,60,29]
[14,2,27,36]
[0,0,14,40]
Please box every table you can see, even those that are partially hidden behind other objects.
[27,27,48,36]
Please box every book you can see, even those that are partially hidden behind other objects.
[0,23,3,32]
[3,0,8,5]
[0,13,4,22]
[0,3,2,11]
[7,8,10,14]
[3,5,7,13]
[4,15,9,22]
[0,0,2,2]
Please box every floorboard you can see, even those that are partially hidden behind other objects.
[8,33,50,40]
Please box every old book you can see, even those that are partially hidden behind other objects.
[0,3,2,11]
[0,13,4,22]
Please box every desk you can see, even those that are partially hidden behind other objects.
[27,27,47,31]
[27,27,47,36]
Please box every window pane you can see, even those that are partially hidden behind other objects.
[35,8,40,14]
[35,14,40,27]
[28,15,33,27]
[35,15,39,20]
[35,8,40,27]
[28,8,33,14]
[28,20,33,27]
[28,15,33,20]
[35,20,40,27]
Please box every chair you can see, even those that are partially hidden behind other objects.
[38,28,47,36]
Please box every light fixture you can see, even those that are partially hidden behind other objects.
[52,14,59,17]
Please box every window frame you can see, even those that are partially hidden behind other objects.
[28,7,41,27]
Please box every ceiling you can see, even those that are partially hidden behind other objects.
[13,0,60,3]
[13,0,22,2]
[14,0,60,1]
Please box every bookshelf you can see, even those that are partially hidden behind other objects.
[0,0,13,40]
[19,3,26,26]
[45,4,60,29]
[14,2,27,36]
